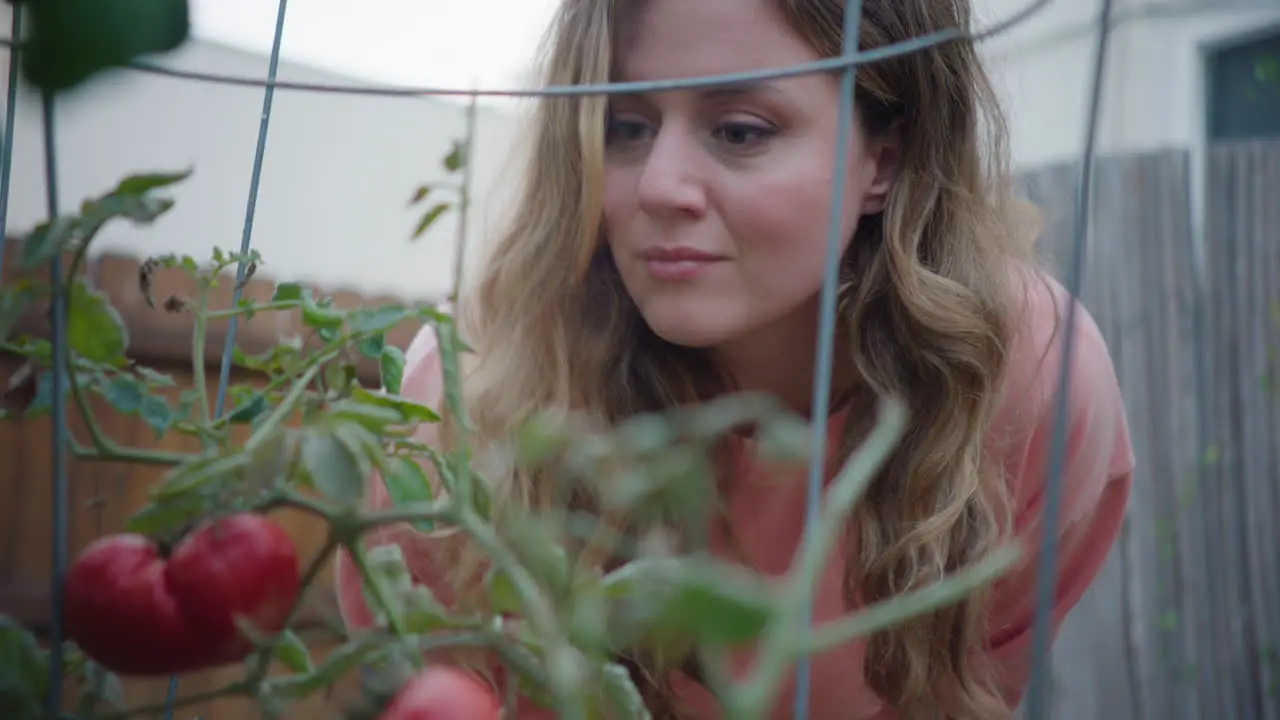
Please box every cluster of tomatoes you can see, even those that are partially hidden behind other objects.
[61,512,501,719]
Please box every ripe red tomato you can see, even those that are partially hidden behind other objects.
[62,512,300,676]
[379,666,503,720]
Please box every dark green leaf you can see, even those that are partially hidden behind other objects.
[270,282,305,303]
[20,216,76,271]
[228,391,270,425]
[138,394,174,437]
[412,203,450,240]
[274,630,313,674]
[380,346,405,395]
[443,141,466,172]
[350,386,439,424]
[113,169,193,196]
[408,185,431,205]
[100,375,144,414]
[67,281,129,366]
[124,494,208,536]
[299,429,364,504]
[0,615,49,719]
[0,281,43,343]
[350,306,409,335]
[22,0,191,93]
[381,457,434,532]
[357,333,386,360]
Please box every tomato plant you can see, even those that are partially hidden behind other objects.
[61,513,300,677]
[0,10,1018,717]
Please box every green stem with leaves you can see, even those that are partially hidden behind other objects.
[728,399,907,718]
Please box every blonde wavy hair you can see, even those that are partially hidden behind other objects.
[451,0,1040,717]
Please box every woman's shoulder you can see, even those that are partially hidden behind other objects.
[989,264,1135,523]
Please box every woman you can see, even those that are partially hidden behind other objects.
[336,0,1134,717]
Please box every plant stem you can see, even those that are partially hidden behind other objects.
[358,501,453,531]
[801,547,1020,655]
[101,681,248,720]
[69,439,188,466]
[191,291,211,426]
[347,540,412,640]
[205,300,299,320]
[728,398,906,718]
[458,510,584,720]
[244,364,321,451]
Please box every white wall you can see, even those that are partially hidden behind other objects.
[979,0,1280,169]
[0,7,527,301]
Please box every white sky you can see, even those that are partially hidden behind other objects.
[190,0,562,103]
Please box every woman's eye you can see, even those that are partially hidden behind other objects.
[712,122,775,147]
[605,117,653,145]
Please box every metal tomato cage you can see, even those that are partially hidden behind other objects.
[0,0,1113,717]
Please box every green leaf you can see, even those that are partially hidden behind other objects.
[228,391,270,425]
[99,375,145,414]
[271,282,305,303]
[602,558,775,648]
[124,494,208,537]
[0,280,43,343]
[0,615,49,719]
[299,429,364,505]
[380,346,406,395]
[134,365,176,387]
[22,0,191,93]
[350,307,409,335]
[357,333,386,360]
[67,281,129,366]
[274,630,313,674]
[408,185,431,205]
[138,394,175,437]
[412,203,450,239]
[443,141,466,172]
[113,169,193,196]
[20,216,77,271]
[350,386,439,424]
[381,457,435,532]
[485,566,525,617]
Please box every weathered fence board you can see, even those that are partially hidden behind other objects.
[1017,140,1280,719]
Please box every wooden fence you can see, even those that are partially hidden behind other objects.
[1018,140,1280,719]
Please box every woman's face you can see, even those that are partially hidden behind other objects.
[602,0,898,367]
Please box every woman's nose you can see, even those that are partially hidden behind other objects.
[635,125,709,219]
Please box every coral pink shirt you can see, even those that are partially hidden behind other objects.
[334,270,1134,719]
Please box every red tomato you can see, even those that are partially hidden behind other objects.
[62,512,300,676]
[379,666,503,720]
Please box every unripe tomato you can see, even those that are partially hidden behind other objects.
[379,666,503,720]
[62,512,300,676]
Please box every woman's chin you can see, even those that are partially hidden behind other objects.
[641,312,735,350]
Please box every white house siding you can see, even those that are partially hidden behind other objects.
[978,0,1280,170]
[0,6,525,302]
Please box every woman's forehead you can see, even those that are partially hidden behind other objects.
[611,0,819,83]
